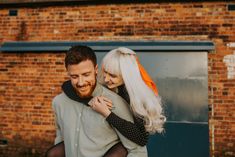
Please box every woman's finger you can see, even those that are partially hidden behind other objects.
[97,97,113,110]
[88,98,95,106]
[99,97,112,107]
[99,97,112,106]
[105,101,112,107]
[100,96,112,104]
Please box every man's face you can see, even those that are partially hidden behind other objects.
[67,60,98,98]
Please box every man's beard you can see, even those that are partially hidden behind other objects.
[76,82,96,98]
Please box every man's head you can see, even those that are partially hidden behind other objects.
[65,45,97,98]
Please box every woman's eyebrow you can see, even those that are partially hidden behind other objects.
[104,70,116,76]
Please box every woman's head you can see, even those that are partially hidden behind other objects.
[102,69,124,90]
[101,47,136,90]
[101,49,123,90]
[100,47,165,133]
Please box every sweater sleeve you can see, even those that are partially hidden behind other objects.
[106,112,149,146]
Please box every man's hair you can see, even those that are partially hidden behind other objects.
[65,45,97,68]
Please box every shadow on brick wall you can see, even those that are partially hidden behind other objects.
[0,135,54,157]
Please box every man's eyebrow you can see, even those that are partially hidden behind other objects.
[69,74,78,76]
[83,72,91,75]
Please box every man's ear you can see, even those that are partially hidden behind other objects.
[66,67,70,77]
[95,64,98,75]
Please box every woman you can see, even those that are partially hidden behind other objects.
[89,47,165,152]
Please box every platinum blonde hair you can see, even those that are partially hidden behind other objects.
[101,47,166,134]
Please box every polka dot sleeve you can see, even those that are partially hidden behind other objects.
[106,112,149,146]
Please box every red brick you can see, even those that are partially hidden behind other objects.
[0,2,235,157]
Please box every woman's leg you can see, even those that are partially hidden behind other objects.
[103,142,128,157]
[45,141,65,157]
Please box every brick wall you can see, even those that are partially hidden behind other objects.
[0,1,234,157]
[0,53,66,156]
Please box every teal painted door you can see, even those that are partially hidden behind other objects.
[139,52,209,157]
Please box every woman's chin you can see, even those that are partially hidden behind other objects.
[107,84,116,90]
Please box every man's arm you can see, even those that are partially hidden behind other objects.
[52,100,63,144]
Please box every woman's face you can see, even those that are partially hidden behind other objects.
[103,69,124,90]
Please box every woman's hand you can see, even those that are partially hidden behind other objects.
[89,96,113,117]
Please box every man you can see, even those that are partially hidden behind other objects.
[52,45,147,157]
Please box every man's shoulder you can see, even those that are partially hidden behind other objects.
[101,86,123,100]
[52,92,68,107]
[53,92,66,101]
[101,85,134,121]
[101,86,129,108]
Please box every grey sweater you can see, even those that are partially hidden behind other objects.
[52,83,147,157]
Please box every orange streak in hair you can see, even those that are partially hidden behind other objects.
[135,57,159,96]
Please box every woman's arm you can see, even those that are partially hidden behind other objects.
[89,96,149,146]
[106,112,149,146]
